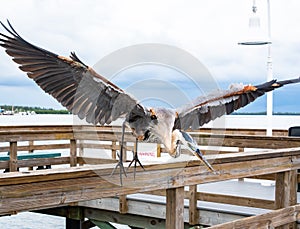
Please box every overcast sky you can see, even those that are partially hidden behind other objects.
[0,0,300,112]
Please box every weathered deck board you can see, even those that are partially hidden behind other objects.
[208,204,300,229]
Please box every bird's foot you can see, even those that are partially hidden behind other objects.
[110,152,127,186]
[127,151,145,179]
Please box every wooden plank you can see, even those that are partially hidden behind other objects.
[9,141,18,172]
[166,187,184,229]
[0,126,295,150]
[0,144,71,153]
[111,141,117,159]
[211,147,300,164]
[208,204,300,229]
[0,149,299,215]
[17,157,70,168]
[188,185,198,225]
[157,144,161,157]
[85,208,167,229]
[78,140,84,166]
[275,170,297,209]
[77,157,117,165]
[81,196,246,227]
[70,139,77,167]
[192,134,300,149]
[28,140,34,153]
[197,192,274,210]
[119,195,128,214]
[275,170,298,229]
[122,142,127,162]
[0,125,288,135]
[145,190,274,210]
[0,148,299,187]
[0,161,9,170]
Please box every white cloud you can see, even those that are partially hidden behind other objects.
[0,0,300,110]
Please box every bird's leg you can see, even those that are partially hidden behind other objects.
[127,138,145,179]
[111,122,127,185]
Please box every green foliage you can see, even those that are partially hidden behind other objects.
[0,105,69,114]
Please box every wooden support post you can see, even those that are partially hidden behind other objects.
[166,187,184,229]
[238,148,244,181]
[119,195,128,214]
[157,144,161,157]
[111,140,117,159]
[64,206,85,229]
[122,142,127,162]
[9,141,18,172]
[70,139,77,167]
[28,140,34,170]
[66,218,83,229]
[28,140,34,153]
[78,140,84,166]
[188,185,199,225]
[275,170,297,229]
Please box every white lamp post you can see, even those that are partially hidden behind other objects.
[239,0,273,136]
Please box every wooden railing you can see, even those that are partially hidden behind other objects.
[0,125,295,172]
[1,125,300,228]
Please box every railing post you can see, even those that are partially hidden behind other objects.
[28,140,34,153]
[78,140,84,166]
[111,140,117,159]
[166,187,184,229]
[189,185,199,225]
[28,140,34,170]
[122,142,127,162]
[157,144,161,157]
[119,195,128,214]
[70,139,77,167]
[275,169,297,229]
[238,148,245,182]
[9,141,18,172]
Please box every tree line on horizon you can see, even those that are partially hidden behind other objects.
[0,105,69,114]
[0,105,299,115]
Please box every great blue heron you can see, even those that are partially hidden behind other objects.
[1,21,300,183]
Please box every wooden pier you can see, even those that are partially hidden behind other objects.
[1,125,300,228]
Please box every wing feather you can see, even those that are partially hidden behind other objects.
[0,20,144,125]
[175,78,300,130]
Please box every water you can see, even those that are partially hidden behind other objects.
[1,114,300,130]
[1,114,300,228]
[0,212,65,229]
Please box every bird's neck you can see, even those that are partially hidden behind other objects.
[168,129,181,157]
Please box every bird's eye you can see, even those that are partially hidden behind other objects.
[151,115,157,120]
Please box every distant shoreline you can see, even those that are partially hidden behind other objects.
[1,105,300,115]
[0,105,69,115]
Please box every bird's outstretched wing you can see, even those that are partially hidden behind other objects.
[0,20,146,125]
[174,78,300,130]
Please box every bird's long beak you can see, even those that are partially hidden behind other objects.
[179,131,215,172]
[194,149,215,172]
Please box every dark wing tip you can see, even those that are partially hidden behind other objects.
[0,19,22,40]
[70,52,88,68]
[255,77,300,92]
[276,77,300,87]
